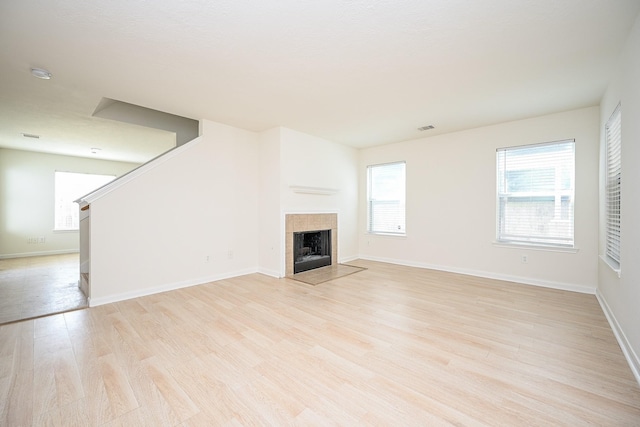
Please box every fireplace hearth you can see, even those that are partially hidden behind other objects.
[294,229,331,274]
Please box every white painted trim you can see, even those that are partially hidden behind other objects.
[258,268,281,278]
[596,289,640,386]
[0,249,79,259]
[358,254,596,294]
[367,232,407,238]
[88,267,257,307]
[599,254,621,278]
[492,241,579,254]
[283,209,341,215]
[289,185,338,195]
[78,136,204,204]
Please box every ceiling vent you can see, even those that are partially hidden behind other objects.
[30,68,52,79]
[21,133,40,139]
[418,125,435,131]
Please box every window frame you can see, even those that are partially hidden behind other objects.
[496,140,575,248]
[367,161,406,236]
[604,103,622,270]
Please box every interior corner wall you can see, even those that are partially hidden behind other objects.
[279,128,360,273]
[358,107,600,293]
[0,148,138,258]
[598,12,640,381]
[89,120,259,304]
[258,127,282,277]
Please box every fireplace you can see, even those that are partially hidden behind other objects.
[285,213,337,276]
[294,229,331,273]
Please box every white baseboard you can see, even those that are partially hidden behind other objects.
[88,267,258,307]
[357,255,596,294]
[257,267,281,278]
[0,249,79,259]
[596,290,640,386]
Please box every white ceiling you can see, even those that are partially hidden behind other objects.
[1,0,639,163]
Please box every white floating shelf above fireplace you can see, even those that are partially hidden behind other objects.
[289,185,339,195]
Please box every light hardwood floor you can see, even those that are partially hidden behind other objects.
[1,260,639,426]
[0,254,87,325]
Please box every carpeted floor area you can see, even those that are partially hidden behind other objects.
[290,263,367,285]
[0,253,87,325]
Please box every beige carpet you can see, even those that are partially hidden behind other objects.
[291,264,367,285]
[0,253,87,325]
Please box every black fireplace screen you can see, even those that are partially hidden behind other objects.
[294,229,331,274]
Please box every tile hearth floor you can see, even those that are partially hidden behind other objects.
[291,263,367,285]
[0,253,87,324]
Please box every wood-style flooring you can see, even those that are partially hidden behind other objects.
[0,254,87,325]
[1,260,639,425]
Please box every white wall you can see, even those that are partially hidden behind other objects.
[0,148,137,257]
[258,127,282,277]
[85,120,359,302]
[358,107,600,293]
[280,128,359,272]
[88,120,260,304]
[598,13,640,383]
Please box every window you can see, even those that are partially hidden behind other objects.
[605,104,621,266]
[54,171,115,230]
[496,140,575,247]
[367,161,406,235]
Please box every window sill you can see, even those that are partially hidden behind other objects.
[492,241,579,253]
[368,232,406,238]
[600,255,621,278]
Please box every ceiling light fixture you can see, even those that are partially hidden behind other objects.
[418,125,435,131]
[90,148,101,154]
[30,67,52,79]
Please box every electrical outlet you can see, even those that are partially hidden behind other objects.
[38,236,46,243]
[227,250,234,260]
[205,255,210,263]
[521,255,528,264]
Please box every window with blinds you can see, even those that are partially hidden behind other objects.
[367,161,406,235]
[496,140,575,247]
[605,104,621,266]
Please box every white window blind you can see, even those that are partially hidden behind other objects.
[54,171,115,231]
[367,161,406,235]
[605,104,621,265]
[496,140,575,247]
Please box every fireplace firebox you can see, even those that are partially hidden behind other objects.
[294,229,331,274]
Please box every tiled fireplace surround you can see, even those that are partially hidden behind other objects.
[285,213,337,277]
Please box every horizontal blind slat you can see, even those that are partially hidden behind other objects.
[605,104,622,265]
